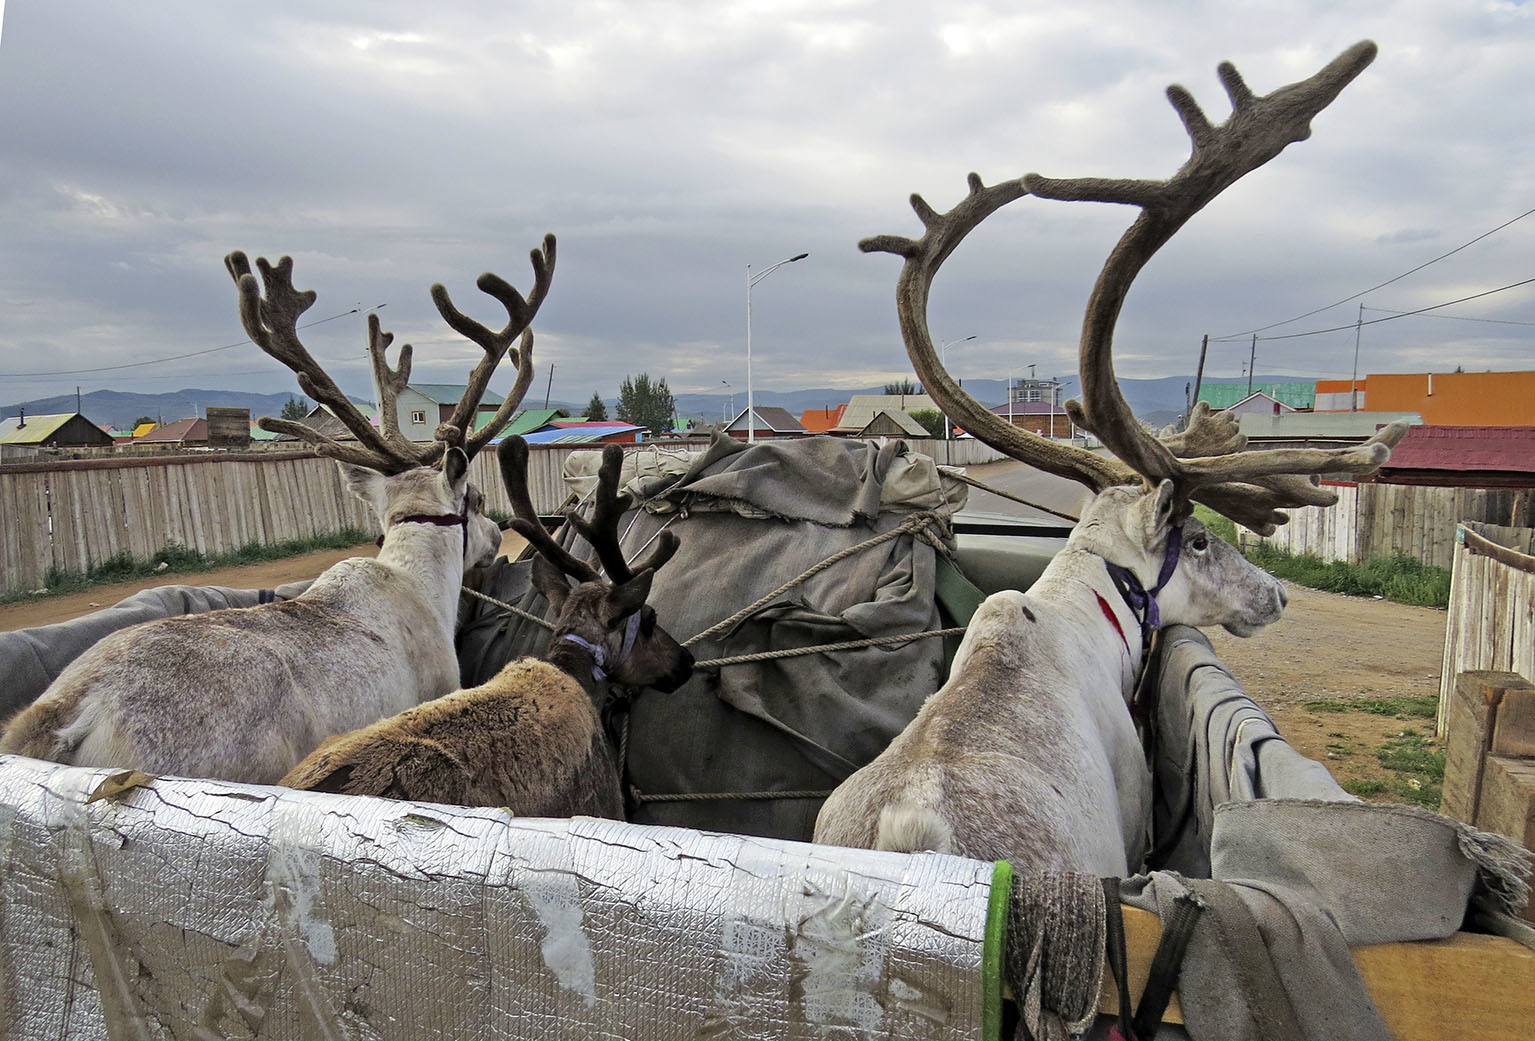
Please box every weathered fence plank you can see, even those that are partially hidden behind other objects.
[1438,523,1535,737]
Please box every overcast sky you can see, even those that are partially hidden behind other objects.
[0,1,1530,412]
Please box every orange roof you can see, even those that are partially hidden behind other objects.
[799,404,847,433]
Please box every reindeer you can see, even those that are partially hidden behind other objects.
[814,42,1404,877]
[0,239,556,785]
[279,436,693,815]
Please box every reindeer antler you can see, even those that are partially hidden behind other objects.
[227,235,556,474]
[497,437,679,586]
[1033,41,1404,531]
[861,41,1402,534]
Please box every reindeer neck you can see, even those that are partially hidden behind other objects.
[375,517,466,640]
[1031,546,1145,683]
[544,636,609,711]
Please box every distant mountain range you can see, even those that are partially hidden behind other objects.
[4,376,1295,433]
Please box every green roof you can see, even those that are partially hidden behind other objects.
[1197,382,1316,409]
[0,413,76,444]
[489,408,564,435]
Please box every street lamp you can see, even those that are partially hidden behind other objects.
[939,335,976,442]
[721,380,733,425]
[746,252,809,443]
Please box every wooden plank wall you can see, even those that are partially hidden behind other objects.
[1257,484,1529,570]
[2,436,1007,596]
[1438,523,1535,737]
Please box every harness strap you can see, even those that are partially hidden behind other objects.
[1103,525,1183,645]
[1102,877,1138,1041]
[1131,892,1205,1041]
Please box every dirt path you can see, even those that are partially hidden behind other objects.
[0,536,1445,803]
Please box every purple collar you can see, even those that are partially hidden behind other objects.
[1103,525,1182,647]
[559,611,642,684]
[376,512,468,551]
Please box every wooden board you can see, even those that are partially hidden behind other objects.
[1102,906,1535,1041]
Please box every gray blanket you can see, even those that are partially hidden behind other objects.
[1109,626,1531,1041]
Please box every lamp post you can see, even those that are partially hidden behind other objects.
[938,335,976,443]
[746,252,808,443]
[721,380,733,425]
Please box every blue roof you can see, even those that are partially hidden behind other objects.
[508,424,643,445]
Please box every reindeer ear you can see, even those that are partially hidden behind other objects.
[609,569,654,621]
[338,462,386,509]
[443,447,469,490]
[531,554,570,613]
[1142,479,1181,542]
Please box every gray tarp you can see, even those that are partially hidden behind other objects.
[1104,625,1531,1041]
[459,434,966,842]
[0,580,313,721]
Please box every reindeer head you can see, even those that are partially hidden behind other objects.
[862,42,1400,637]
[499,437,694,693]
[225,238,556,569]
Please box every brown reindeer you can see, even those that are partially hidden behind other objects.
[0,241,555,784]
[279,436,693,815]
[815,43,1404,876]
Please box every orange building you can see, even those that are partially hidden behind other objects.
[799,404,847,434]
[1315,371,1535,426]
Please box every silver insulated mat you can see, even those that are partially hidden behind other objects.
[0,755,992,1039]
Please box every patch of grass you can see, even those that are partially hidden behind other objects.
[0,528,375,605]
[1192,505,1451,609]
[1302,696,1438,719]
[1374,727,1445,810]
[1343,779,1387,797]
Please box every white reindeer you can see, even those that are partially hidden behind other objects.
[279,437,694,816]
[815,43,1403,876]
[0,239,556,785]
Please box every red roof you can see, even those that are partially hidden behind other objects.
[1381,425,1535,473]
[800,404,847,433]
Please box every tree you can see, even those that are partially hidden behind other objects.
[616,373,676,435]
[586,391,609,422]
[909,408,946,438]
[132,415,155,427]
[280,395,309,421]
[884,379,922,396]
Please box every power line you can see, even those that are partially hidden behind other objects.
[1363,305,1535,328]
[1242,275,1535,342]
[1212,205,1535,341]
[0,305,382,379]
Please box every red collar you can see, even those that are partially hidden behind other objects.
[1094,590,1132,658]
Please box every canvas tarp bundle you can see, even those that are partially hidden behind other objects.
[458,434,968,842]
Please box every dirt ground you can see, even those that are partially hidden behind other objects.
[0,538,1444,801]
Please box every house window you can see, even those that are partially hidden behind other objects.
[410,410,426,425]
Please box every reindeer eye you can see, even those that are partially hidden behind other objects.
[1191,533,1209,552]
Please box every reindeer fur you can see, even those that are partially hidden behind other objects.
[0,451,502,784]
[814,481,1286,876]
[279,482,693,814]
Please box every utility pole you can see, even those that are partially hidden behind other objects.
[1350,302,1364,412]
[1247,334,1257,396]
[1191,334,1209,425]
[543,363,555,410]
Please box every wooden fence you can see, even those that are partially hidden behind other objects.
[0,436,998,597]
[1437,521,1535,737]
[1251,483,1535,571]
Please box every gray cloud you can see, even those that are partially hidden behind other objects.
[1,0,1531,414]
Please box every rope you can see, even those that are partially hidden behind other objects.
[951,471,1080,523]
[460,585,556,631]
[692,626,968,669]
[682,512,947,647]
